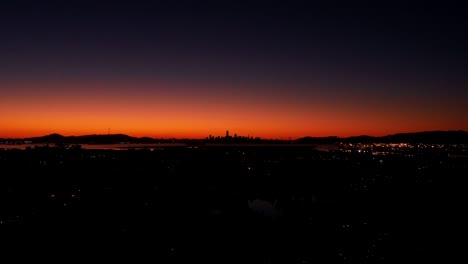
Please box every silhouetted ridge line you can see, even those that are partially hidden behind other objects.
[1,130,467,144]
[21,134,158,144]
[296,130,468,144]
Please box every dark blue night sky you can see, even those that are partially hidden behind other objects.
[1,1,467,138]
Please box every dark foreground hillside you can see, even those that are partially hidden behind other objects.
[1,145,465,263]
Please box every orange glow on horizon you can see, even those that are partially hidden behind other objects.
[1,80,467,139]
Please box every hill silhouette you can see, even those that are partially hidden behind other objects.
[1,130,467,144]
[21,134,161,144]
[295,130,468,144]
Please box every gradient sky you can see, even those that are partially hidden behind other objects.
[1,1,467,139]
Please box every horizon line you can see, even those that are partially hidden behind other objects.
[1,129,467,141]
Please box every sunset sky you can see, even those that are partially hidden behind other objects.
[1,1,467,139]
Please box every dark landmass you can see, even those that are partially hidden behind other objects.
[1,143,464,262]
[290,130,468,144]
[347,130,468,144]
[2,130,467,144]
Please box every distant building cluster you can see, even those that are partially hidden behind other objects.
[0,140,32,145]
[336,142,468,156]
[205,130,263,143]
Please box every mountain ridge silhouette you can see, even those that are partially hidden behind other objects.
[1,130,467,144]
